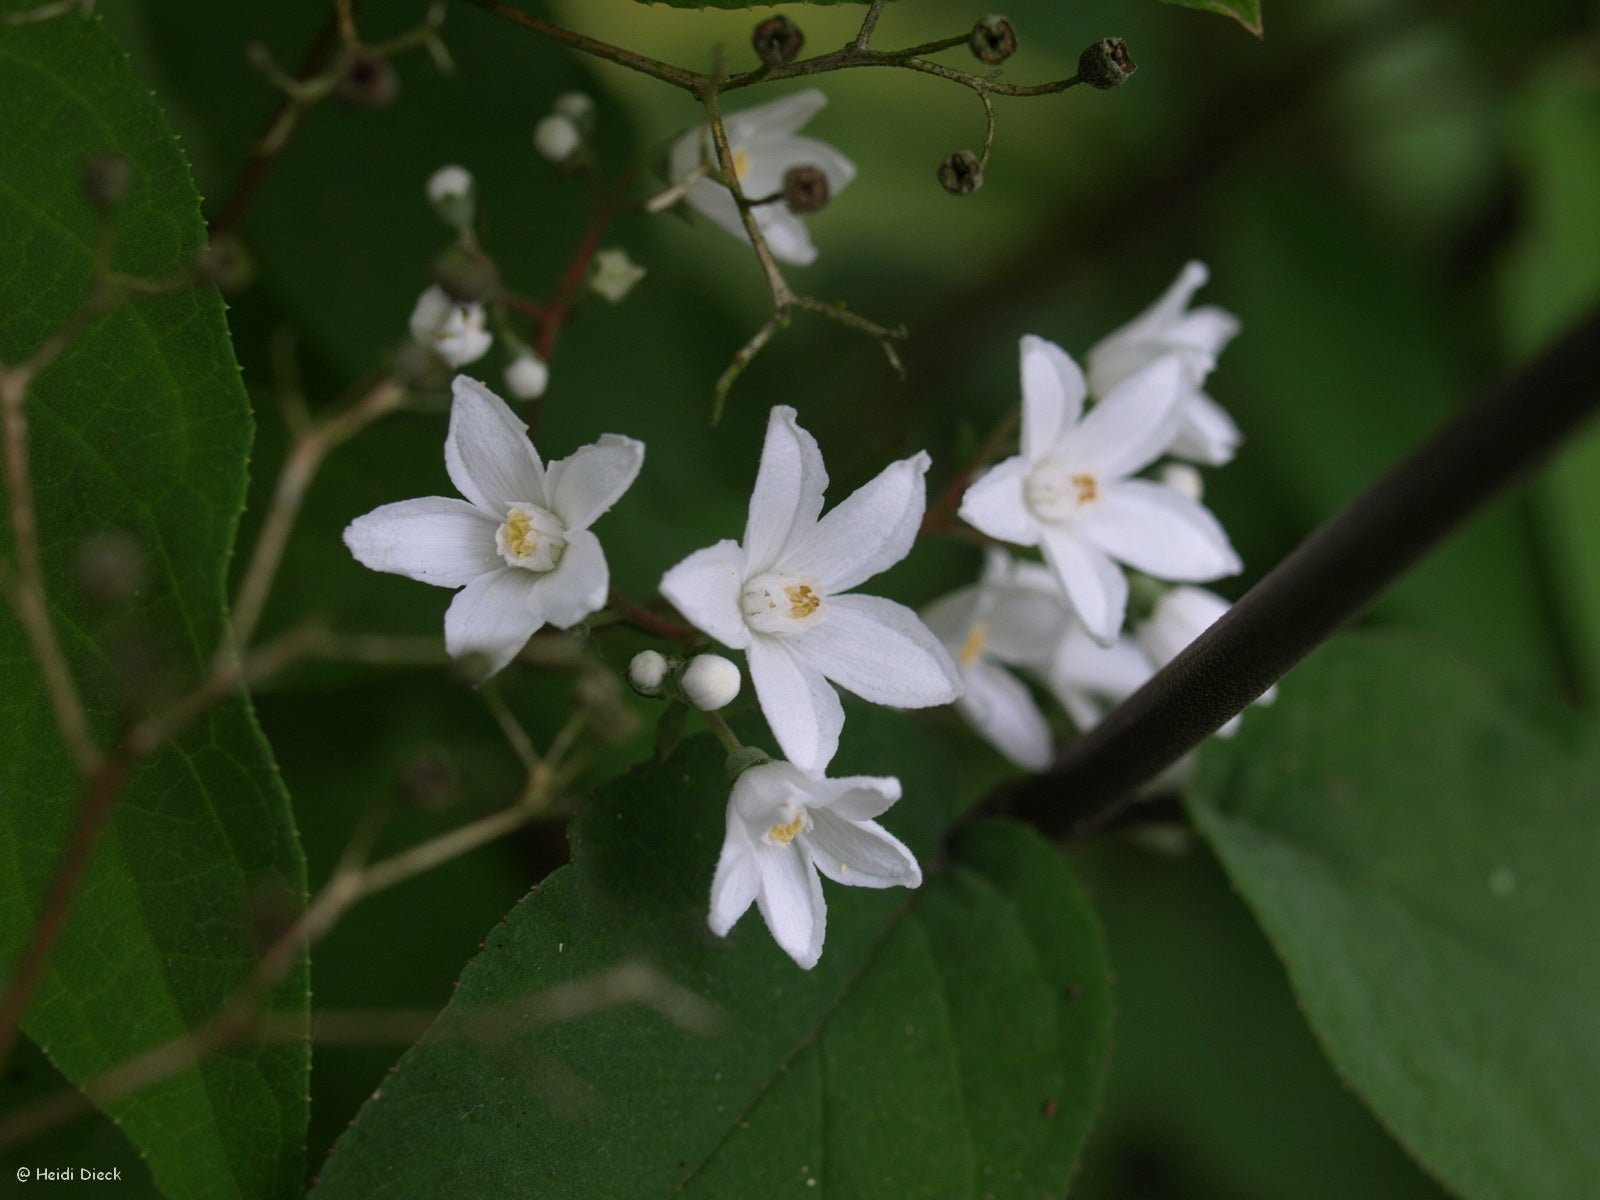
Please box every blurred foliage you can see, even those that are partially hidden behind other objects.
[5,0,1596,1192]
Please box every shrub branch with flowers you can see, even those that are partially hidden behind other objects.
[2,0,1599,1197]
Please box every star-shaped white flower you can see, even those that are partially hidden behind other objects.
[923,551,1069,770]
[344,375,643,676]
[1135,584,1275,737]
[409,284,492,368]
[709,761,920,970]
[661,406,961,773]
[1087,261,1242,465]
[958,336,1242,645]
[667,89,855,267]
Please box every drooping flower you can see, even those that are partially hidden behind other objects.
[661,406,960,773]
[709,760,920,970]
[343,375,643,676]
[1134,584,1275,737]
[1087,261,1242,465]
[667,89,855,267]
[958,336,1241,645]
[408,284,492,368]
[922,551,1069,770]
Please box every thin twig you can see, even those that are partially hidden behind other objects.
[457,0,698,91]
[853,0,888,51]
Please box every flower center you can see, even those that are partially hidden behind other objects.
[495,504,566,572]
[732,148,752,180]
[764,808,811,846]
[1024,458,1100,522]
[959,622,987,666]
[741,571,828,637]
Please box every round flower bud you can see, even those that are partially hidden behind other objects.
[426,164,476,232]
[969,15,1018,65]
[937,150,984,196]
[1078,36,1136,89]
[534,113,582,163]
[81,152,130,211]
[337,53,399,110]
[628,650,670,697]
[681,654,742,712]
[553,91,596,132]
[782,165,830,214]
[505,353,550,401]
[751,15,805,67]
[1160,462,1204,502]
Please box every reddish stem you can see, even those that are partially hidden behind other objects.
[534,199,624,361]
[606,590,699,645]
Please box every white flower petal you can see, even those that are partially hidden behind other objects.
[1167,306,1240,361]
[1137,584,1230,666]
[741,134,856,199]
[443,567,543,676]
[745,406,828,575]
[343,496,499,587]
[1038,525,1128,645]
[792,593,960,710]
[756,207,819,267]
[810,773,903,823]
[728,88,828,145]
[1069,355,1186,479]
[1052,629,1152,698]
[804,810,921,889]
[1170,390,1242,465]
[660,538,753,650]
[1092,261,1210,368]
[1020,335,1087,460]
[681,175,745,239]
[545,433,645,531]
[754,841,826,969]
[445,376,546,515]
[747,636,842,773]
[1081,479,1241,582]
[707,823,760,937]
[958,457,1039,546]
[531,528,608,629]
[960,660,1054,770]
[921,583,984,649]
[782,451,929,593]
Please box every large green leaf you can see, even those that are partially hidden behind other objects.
[1189,634,1600,1200]
[311,727,1111,1197]
[1159,0,1262,37]
[0,14,306,1198]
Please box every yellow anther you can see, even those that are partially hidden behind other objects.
[785,583,820,619]
[959,623,987,666]
[768,815,806,845]
[503,509,538,558]
[733,148,752,180]
[1070,473,1099,505]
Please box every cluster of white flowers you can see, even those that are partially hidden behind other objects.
[928,262,1270,768]
[349,255,1261,970]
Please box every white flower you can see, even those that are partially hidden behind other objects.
[1087,261,1243,465]
[628,649,669,697]
[553,90,595,130]
[709,761,920,969]
[667,89,855,267]
[409,285,492,368]
[922,551,1068,770]
[1135,584,1275,737]
[681,654,742,711]
[534,113,582,162]
[958,336,1241,645]
[589,247,646,304]
[661,406,960,773]
[1045,623,1151,733]
[505,353,549,400]
[426,164,473,207]
[343,375,644,676]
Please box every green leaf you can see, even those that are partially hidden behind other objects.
[633,0,876,8]
[0,15,306,1198]
[311,728,1111,1197]
[1189,634,1600,1200]
[1159,0,1263,37]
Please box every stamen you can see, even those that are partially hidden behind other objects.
[785,583,820,619]
[768,814,806,845]
[1071,473,1099,505]
[959,623,987,666]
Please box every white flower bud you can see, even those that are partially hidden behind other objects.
[628,650,670,697]
[534,114,582,163]
[505,353,549,401]
[681,654,741,711]
[1160,462,1204,501]
[589,247,646,304]
[426,164,476,232]
[553,91,595,131]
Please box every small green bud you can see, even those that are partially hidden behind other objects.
[1078,37,1136,89]
[969,15,1018,65]
[752,15,804,67]
[937,150,984,196]
[724,745,772,785]
[782,165,830,214]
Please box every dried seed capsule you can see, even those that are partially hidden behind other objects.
[969,15,1018,65]
[783,165,830,213]
[937,150,984,196]
[752,15,804,67]
[1078,37,1136,89]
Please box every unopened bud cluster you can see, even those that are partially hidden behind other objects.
[751,15,804,67]
[535,90,596,164]
[628,650,743,712]
[969,15,1018,65]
